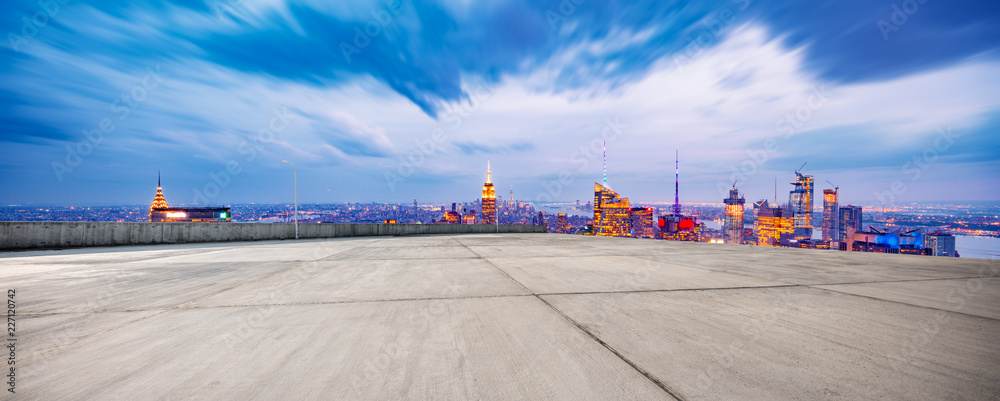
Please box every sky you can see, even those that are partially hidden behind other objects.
[2,0,999,206]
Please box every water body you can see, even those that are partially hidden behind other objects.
[955,235,1000,260]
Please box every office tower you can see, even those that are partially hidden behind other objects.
[630,207,654,238]
[481,161,497,225]
[593,182,631,236]
[755,204,793,246]
[537,211,544,227]
[557,213,568,234]
[822,189,839,243]
[838,205,863,243]
[924,233,957,257]
[723,185,745,244]
[149,171,169,221]
[789,171,814,238]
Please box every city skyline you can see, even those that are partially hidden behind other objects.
[2,1,1000,206]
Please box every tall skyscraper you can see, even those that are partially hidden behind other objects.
[822,189,839,243]
[481,161,497,225]
[149,171,169,221]
[593,182,631,236]
[789,171,814,238]
[839,205,863,242]
[723,185,745,245]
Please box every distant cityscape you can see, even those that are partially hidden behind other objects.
[2,154,998,259]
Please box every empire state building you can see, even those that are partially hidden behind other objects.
[481,161,497,225]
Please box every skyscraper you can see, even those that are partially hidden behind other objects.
[755,204,793,247]
[481,161,497,225]
[149,171,168,221]
[789,171,814,238]
[822,189,839,243]
[723,185,745,245]
[593,182,631,236]
[839,205,863,243]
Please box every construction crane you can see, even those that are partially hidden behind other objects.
[826,180,839,193]
[795,162,808,174]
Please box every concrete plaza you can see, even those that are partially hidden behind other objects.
[4,234,999,400]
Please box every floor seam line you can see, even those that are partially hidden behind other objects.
[534,294,685,401]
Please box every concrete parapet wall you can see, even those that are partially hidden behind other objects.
[0,222,545,250]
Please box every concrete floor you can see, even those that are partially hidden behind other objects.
[3,234,999,400]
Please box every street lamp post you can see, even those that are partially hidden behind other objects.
[282,160,298,239]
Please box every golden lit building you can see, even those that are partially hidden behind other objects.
[481,161,497,225]
[593,182,631,236]
[755,205,793,246]
[149,172,169,220]
[148,174,231,223]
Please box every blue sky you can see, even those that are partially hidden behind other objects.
[2,0,999,206]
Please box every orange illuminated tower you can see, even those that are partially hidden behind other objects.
[724,184,745,244]
[149,171,169,221]
[481,161,497,225]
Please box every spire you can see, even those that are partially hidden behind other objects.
[673,150,681,215]
[149,172,169,220]
[486,160,492,184]
[602,141,607,187]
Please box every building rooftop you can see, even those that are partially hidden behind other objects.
[5,234,999,400]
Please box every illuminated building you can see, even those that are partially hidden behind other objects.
[630,207,654,238]
[924,233,957,257]
[148,174,231,223]
[149,172,169,220]
[789,171,814,238]
[657,214,700,241]
[464,210,477,224]
[838,205,863,245]
[443,203,462,224]
[383,219,397,224]
[723,185,745,244]
[557,213,569,234]
[593,182,631,236]
[755,205,793,247]
[821,189,839,243]
[481,161,497,225]
[849,229,930,255]
[657,151,699,241]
